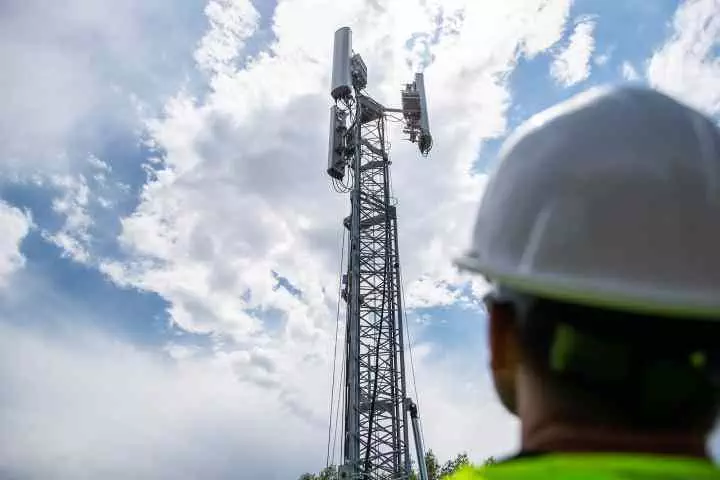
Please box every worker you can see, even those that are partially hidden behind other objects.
[451,85,720,479]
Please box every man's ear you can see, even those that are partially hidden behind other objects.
[487,301,521,416]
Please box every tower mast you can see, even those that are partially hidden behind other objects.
[327,27,432,480]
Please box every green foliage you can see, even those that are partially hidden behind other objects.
[297,465,336,480]
[410,450,481,480]
[425,450,441,479]
[439,452,470,477]
[299,452,495,480]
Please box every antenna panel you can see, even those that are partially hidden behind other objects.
[351,53,367,90]
[327,105,346,179]
[415,73,433,155]
[331,27,352,100]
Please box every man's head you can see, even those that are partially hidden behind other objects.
[455,86,720,451]
[485,288,719,433]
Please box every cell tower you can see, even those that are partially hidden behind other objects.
[326,27,432,480]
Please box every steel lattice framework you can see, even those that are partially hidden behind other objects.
[327,26,431,480]
[340,95,411,479]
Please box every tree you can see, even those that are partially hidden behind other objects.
[297,465,336,480]
[410,450,484,480]
[440,452,470,477]
[300,452,496,479]
[425,449,441,480]
[483,456,497,466]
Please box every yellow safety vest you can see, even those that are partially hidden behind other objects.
[449,453,720,480]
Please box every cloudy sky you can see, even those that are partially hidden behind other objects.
[1,0,719,478]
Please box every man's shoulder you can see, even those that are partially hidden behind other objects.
[446,453,720,480]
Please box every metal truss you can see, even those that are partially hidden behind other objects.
[341,94,411,479]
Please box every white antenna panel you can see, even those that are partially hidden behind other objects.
[415,73,432,155]
[331,27,352,100]
[415,73,430,135]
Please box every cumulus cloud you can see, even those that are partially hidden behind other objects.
[103,0,574,349]
[647,0,720,116]
[7,154,127,265]
[194,0,260,74]
[594,50,612,66]
[45,174,93,263]
[0,319,516,479]
[0,201,31,287]
[621,61,641,81]
[406,276,462,309]
[550,18,597,86]
[0,0,203,170]
[0,322,325,480]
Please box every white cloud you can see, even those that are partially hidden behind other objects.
[647,0,720,116]
[0,0,202,170]
[34,155,121,264]
[550,18,597,86]
[104,0,574,347]
[45,174,93,263]
[594,50,612,66]
[520,0,574,58]
[0,323,325,480]
[0,319,517,479]
[406,276,462,309]
[194,0,260,75]
[622,61,640,81]
[0,202,31,287]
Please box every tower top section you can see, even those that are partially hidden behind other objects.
[328,26,433,157]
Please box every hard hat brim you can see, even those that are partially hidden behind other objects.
[454,253,720,321]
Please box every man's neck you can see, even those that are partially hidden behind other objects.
[515,368,710,460]
[521,422,709,459]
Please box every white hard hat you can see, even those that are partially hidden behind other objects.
[456,86,720,319]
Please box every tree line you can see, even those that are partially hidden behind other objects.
[298,451,497,479]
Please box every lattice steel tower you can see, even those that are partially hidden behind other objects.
[326,27,432,480]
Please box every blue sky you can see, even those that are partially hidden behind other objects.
[1,0,719,478]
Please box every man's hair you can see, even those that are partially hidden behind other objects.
[508,294,720,431]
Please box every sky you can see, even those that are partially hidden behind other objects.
[1,0,719,478]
